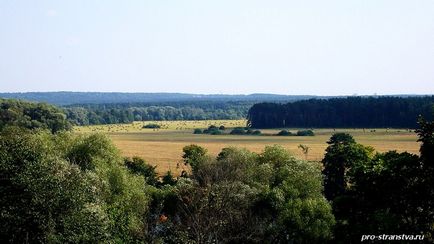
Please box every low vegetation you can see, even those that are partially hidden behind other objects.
[229,127,261,135]
[202,125,224,135]
[193,125,262,136]
[194,126,314,137]
[276,129,314,136]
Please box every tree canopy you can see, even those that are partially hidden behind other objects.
[322,119,434,242]
[0,128,150,242]
[0,99,71,133]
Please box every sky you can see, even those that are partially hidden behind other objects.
[0,0,433,95]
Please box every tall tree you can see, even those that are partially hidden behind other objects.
[322,133,373,201]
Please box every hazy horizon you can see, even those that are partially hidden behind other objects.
[1,91,433,97]
[1,0,433,95]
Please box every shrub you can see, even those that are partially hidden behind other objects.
[252,130,262,135]
[210,129,223,135]
[143,123,161,129]
[203,125,221,135]
[230,127,246,135]
[219,125,226,130]
[208,125,218,130]
[276,130,292,136]
[297,129,315,136]
[193,128,203,134]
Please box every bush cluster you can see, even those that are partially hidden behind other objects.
[297,129,315,136]
[142,123,161,129]
[230,127,262,135]
[194,125,226,135]
[276,129,315,136]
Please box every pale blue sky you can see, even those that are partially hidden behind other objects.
[1,0,433,95]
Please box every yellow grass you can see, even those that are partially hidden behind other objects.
[73,119,247,133]
[74,120,420,175]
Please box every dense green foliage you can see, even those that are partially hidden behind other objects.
[124,156,159,186]
[248,96,434,128]
[0,128,150,243]
[0,99,71,133]
[322,119,434,242]
[182,144,208,174]
[160,145,335,243]
[322,133,373,201]
[0,126,335,243]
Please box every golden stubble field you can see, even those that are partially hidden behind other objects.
[74,120,420,175]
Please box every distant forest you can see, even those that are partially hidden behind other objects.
[248,96,434,128]
[0,92,322,125]
[0,92,319,105]
[65,101,252,125]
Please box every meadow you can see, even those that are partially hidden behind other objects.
[74,120,420,175]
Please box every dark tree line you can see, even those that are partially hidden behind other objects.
[248,96,434,128]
